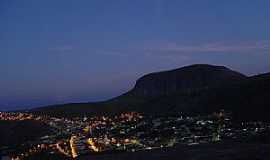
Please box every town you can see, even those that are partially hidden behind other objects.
[1,110,270,159]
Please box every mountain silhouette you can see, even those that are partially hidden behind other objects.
[32,64,270,121]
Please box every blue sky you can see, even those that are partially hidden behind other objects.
[1,0,270,110]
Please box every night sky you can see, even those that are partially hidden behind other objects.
[1,0,270,110]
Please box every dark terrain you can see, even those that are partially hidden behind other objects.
[80,130,270,160]
[0,120,51,148]
[80,141,270,160]
[80,128,270,160]
[32,64,270,121]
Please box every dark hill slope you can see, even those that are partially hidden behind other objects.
[0,120,52,147]
[139,73,270,120]
[100,64,247,113]
[32,64,270,120]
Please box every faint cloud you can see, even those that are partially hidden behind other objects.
[145,50,191,61]
[48,46,73,52]
[92,40,270,63]
[145,40,270,54]
[98,49,145,57]
[99,50,127,56]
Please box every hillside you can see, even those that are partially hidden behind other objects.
[131,64,247,97]
[0,120,52,147]
[31,64,270,120]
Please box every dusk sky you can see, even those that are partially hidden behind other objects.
[1,0,270,110]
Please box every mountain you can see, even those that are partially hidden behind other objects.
[31,64,270,120]
[133,72,270,120]
[131,64,247,97]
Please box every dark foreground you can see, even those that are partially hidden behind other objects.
[80,142,270,160]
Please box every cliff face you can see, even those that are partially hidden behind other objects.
[131,64,247,97]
